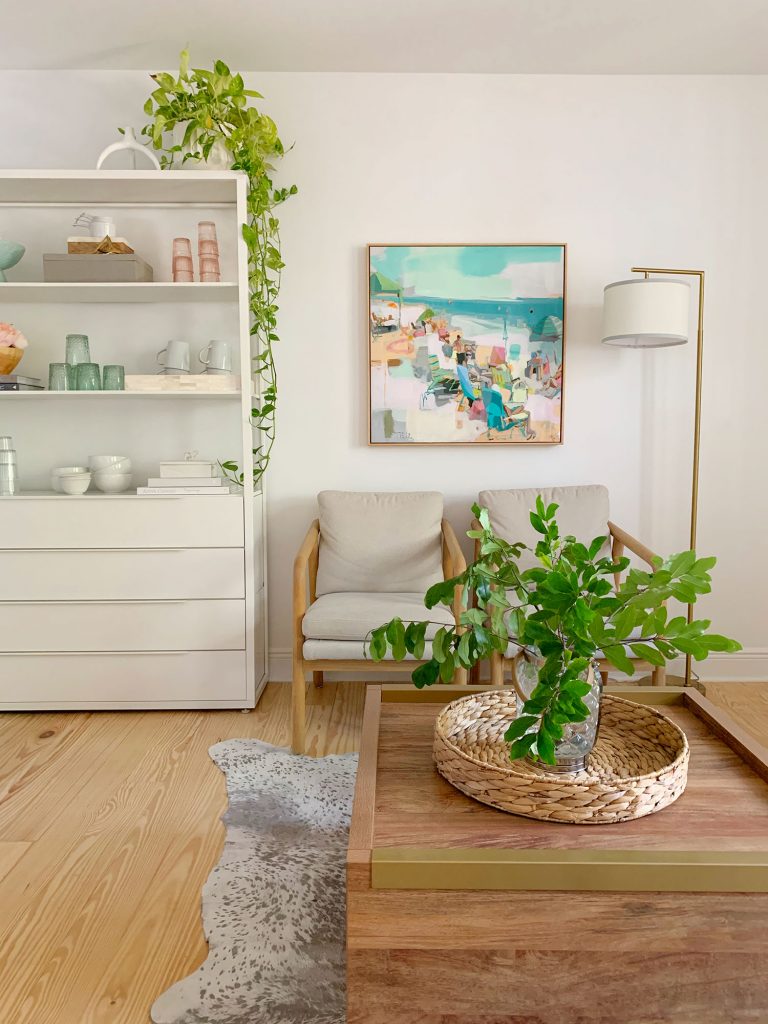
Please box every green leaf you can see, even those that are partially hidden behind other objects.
[629,642,666,666]
[602,644,636,675]
[432,627,448,663]
[535,728,556,765]
[509,733,536,761]
[386,617,406,660]
[412,660,439,688]
[504,715,538,742]
[439,651,456,682]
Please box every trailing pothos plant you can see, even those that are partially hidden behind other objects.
[369,498,740,765]
[139,50,296,486]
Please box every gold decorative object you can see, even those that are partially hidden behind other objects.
[433,689,688,824]
[67,236,134,255]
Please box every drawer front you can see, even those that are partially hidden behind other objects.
[0,548,245,601]
[0,495,244,549]
[0,599,245,652]
[0,651,247,703]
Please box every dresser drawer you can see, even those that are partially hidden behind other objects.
[0,548,245,601]
[0,651,247,705]
[0,495,244,549]
[0,599,245,652]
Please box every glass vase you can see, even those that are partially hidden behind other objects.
[513,652,603,773]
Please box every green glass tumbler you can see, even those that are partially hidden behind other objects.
[48,362,72,391]
[76,362,102,391]
[65,334,91,367]
[102,364,125,391]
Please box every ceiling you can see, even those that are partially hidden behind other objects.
[3,0,768,73]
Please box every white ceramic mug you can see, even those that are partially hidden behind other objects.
[157,340,191,373]
[198,340,232,374]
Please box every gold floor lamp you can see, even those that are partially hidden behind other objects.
[601,267,705,687]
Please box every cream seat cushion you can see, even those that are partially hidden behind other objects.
[302,591,454,661]
[315,490,444,596]
[302,592,454,641]
[303,639,441,660]
[479,485,611,572]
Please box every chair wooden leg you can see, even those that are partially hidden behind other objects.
[600,668,610,688]
[312,671,324,688]
[469,662,481,685]
[454,666,468,686]
[292,655,307,754]
[652,664,666,687]
[490,651,505,687]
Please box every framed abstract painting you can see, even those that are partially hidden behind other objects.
[368,243,566,445]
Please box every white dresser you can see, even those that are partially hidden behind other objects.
[0,171,267,708]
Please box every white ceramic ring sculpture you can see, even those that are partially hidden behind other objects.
[96,127,161,171]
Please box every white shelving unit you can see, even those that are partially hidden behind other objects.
[0,170,267,710]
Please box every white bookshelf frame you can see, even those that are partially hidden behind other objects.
[0,170,267,709]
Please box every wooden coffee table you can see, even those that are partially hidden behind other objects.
[347,685,768,1024]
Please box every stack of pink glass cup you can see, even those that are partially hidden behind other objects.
[198,221,221,282]
[172,237,194,282]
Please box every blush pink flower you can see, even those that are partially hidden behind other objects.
[0,323,28,349]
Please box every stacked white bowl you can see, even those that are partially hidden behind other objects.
[88,455,133,494]
[51,466,91,495]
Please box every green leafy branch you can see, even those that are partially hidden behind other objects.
[139,51,296,486]
[370,499,740,765]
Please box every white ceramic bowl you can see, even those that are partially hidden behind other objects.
[89,455,132,472]
[60,472,91,495]
[93,471,132,494]
[52,466,89,493]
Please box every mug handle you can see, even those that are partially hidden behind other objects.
[199,345,211,366]
[157,348,167,366]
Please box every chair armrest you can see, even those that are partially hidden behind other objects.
[608,521,658,573]
[441,519,466,577]
[441,519,467,629]
[293,519,320,619]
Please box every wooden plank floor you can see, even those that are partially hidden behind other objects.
[0,679,763,1024]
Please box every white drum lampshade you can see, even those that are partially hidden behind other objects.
[602,278,691,348]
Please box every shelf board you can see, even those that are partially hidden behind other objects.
[0,490,245,500]
[0,390,242,399]
[0,170,243,206]
[0,282,238,304]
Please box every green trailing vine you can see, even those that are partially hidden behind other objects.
[139,50,296,487]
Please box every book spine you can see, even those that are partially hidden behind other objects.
[137,486,230,495]
[147,477,223,488]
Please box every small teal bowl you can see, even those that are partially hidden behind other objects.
[0,240,25,282]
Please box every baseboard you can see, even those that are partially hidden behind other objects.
[268,648,768,684]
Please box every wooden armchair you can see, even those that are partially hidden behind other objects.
[472,486,666,688]
[292,491,467,754]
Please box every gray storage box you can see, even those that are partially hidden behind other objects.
[43,253,154,282]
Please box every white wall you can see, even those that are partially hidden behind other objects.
[0,71,765,680]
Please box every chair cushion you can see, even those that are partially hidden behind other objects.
[302,591,454,641]
[478,485,610,572]
[303,639,438,661]
[315,490,444,596]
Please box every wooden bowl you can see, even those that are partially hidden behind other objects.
[0,346,23,375]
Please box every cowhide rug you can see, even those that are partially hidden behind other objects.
[151,739,357,1024]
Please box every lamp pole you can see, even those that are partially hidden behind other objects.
[630,267,705,687]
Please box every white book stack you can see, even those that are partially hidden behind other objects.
[137,460,231,495]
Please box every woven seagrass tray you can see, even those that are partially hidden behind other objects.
[433,689,689,824]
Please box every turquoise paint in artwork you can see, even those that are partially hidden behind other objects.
[369,244,565,445]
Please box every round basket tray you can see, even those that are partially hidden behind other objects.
[433,690,689,824]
